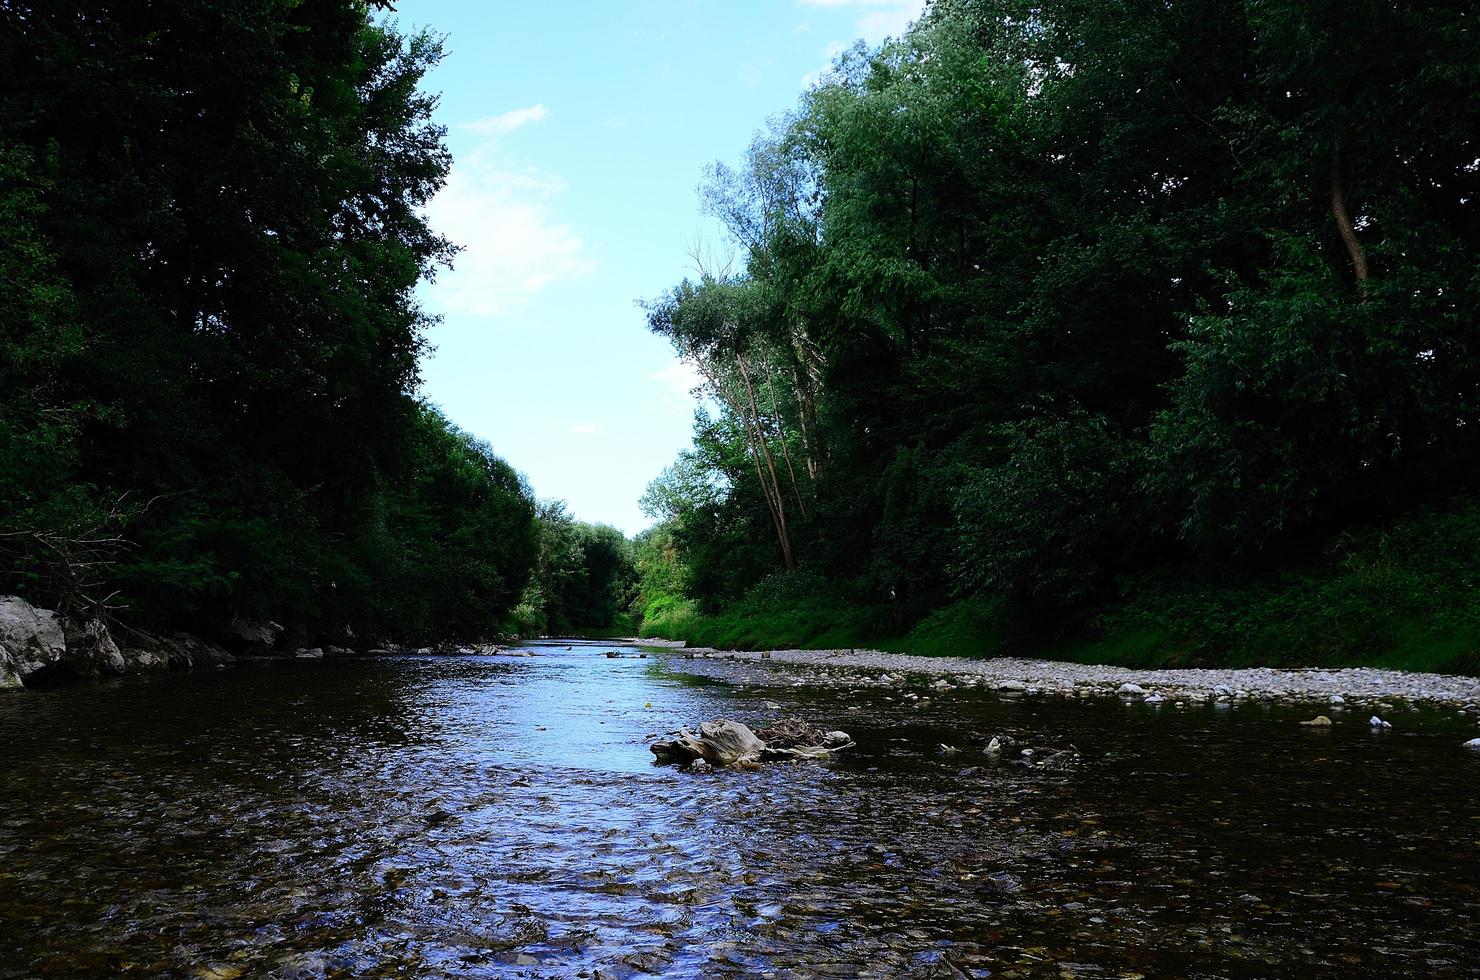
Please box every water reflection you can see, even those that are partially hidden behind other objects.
[0,640,1476,977]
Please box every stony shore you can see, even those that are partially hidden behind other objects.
[636,638,1480,712]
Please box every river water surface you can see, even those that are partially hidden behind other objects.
[1,641,1478,978]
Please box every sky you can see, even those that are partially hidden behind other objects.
[405,0,925,534]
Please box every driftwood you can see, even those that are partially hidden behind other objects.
[651,718,854,768]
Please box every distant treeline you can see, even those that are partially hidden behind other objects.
[0,1,567,643]
[635,0,1480,669]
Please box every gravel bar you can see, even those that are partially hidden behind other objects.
[637,639,1480,710]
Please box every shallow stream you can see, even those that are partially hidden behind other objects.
[1,640,1477,977]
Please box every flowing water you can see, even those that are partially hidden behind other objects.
[1,641,1478,978]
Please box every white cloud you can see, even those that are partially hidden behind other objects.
[797,0,924,44]
[802,39,855,88]
[461,103,549,136]
[652,359,704,405]
[424,147,594,317]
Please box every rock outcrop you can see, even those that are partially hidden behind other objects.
[1,594,236,690]
[650,718,854,768]
[62,617,127,677]
[223,617,283,656]
[0,596,66,688]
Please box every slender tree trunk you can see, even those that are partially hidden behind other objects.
[1330,123,1369,291]
[761,346,808,520]
[736,353,795,571]
[792,363,818,481]
[690,350,794,571]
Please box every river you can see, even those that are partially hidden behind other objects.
[1,640,1477,978]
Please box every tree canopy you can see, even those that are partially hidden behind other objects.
[638,0,1480,653]
[0,0,536,641]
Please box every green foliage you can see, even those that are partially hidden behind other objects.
[0,2,536,642]
[515,502,636,637]
[637,0,1480,669]
[1079,501,1480,674]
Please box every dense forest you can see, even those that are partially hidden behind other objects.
[0,1,637,645]
[7,0,1480,666]
[634,0,1480,671]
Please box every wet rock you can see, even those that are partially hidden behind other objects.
[651,720,767,766]
[651,717,854,767]
[1300,715,1334,727]
[1463,738,1480,751]
[1117,682,1146,697]
[155,633,233,672]
[0,595,67,687]
[62,618,126,678]
[223,616,282,655]
[1144,691,1166,704]
[996,680,1026,692]
[295,647,325,659]
[120,646,164,672]
[1369,715,1392,729]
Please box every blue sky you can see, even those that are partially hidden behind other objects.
[406,0,924,534]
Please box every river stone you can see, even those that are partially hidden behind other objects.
[996,680,1027,692]
[1463,738,1480,751]
[1117,682,1146,697]
[1300,715,1334,727]
[0,595,66,687]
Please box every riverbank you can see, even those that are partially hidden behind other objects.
[641,639,1480,711]
[0,593,523,690]
[636,502,1480,677]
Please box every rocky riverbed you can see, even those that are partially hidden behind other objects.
[640,639,1480,714]
[3,640,1480,977]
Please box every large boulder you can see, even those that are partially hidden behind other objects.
[0,595,66,688]
[117,627,234,671]
[223,617,283,655]
[62,617,126,678]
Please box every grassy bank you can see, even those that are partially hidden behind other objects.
[639,502,1480,676]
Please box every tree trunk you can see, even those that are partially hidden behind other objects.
[1330,125,1369,291]
[761,346,808,520]
[736,353,796,571]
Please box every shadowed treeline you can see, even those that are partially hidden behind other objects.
[633,0,1480,670]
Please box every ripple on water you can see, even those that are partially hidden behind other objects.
[0,643,1477,978]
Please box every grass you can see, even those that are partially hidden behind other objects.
[638,500,1480,675]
